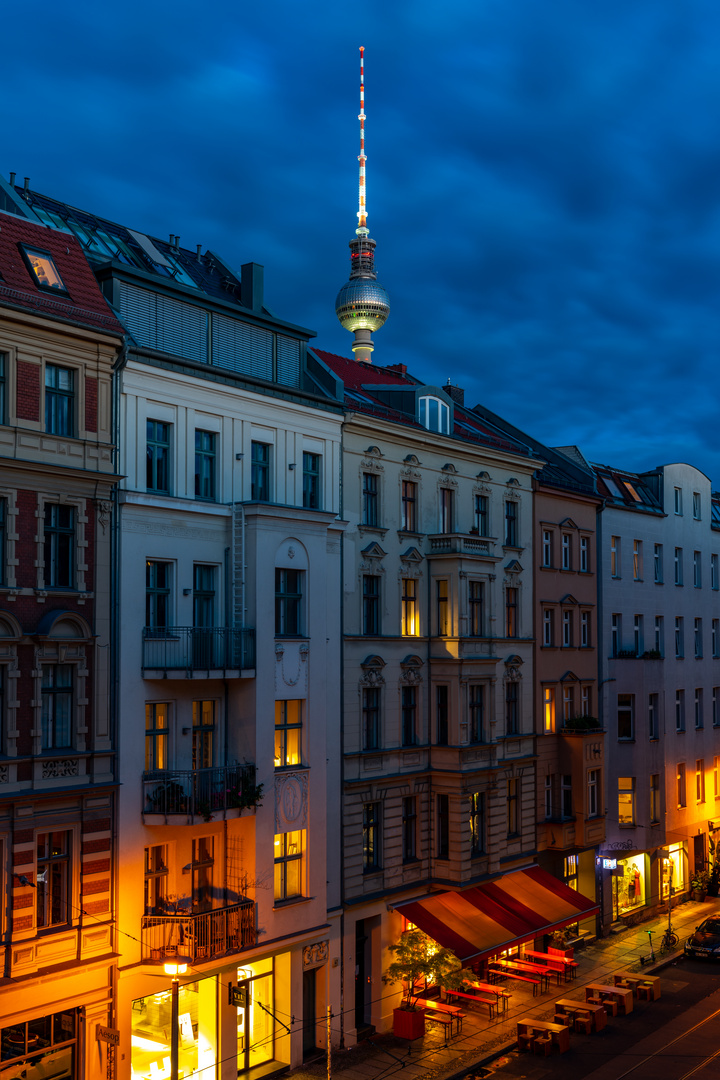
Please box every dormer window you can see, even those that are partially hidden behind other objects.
[419,396,450,434]
[19,245,69,295]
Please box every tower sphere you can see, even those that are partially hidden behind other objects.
[335,278,390,333]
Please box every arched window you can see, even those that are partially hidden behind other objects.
[418,396,450,434]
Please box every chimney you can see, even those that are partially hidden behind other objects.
[446,379,464,406]
[241,262,264,312]
[196,244,202,262]
[9,173,16,187]
[23,177,30,192]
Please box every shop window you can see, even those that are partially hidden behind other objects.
[618,777,635,825]
[147,420,171,493]
[563,854,578,890]
[235,961,275,1073]
[362,805,381,871]
[401,578,419,636]
[145,703,168,771]
[661,844,685,899]
[275,700,302,767]
[615,856,645,915]
[469,792,485,856]
[436,685,449,745]
[36,831,71,930]
[401,685,417,747]
[274,831,304,898]
[402,796,417,862]
[650,774,660,824]
[144,845,168,914]
[192,700,215,769]
[0,1009,78,1078]
[131,977,218,1080]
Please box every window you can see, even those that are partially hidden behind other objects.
[696,759,706,803]
[562,685,574,723]
[543,609,554,647]
[362,687,380,750]
[194,430,216,501]
[618,777,635,825]
[0,354,4,424]
[401,481,417,532]
[677,763,686,807]
[648,693,659,739]
[362,472,378,525]
[714,689,720,727]
[544,775,553,819]
[469,580,484,636]
[0,498,4,586]
[504,501,518,546]
[419,395,450,434]
[634,614,643,656]
[580,536,589,572]
[505,681,519,735]
[192,699,214,769]
[251,441,271,501]
[562,610,572,647]
[44,504,74,588]
[610,536,620,577]
[675,617,684,657]
[436,794,450,857]
[274,830,304,898]
[650,774,660,824]
[146,560,171,630]
[676,689,686,733]
[469,792,485,856]
[588,770,599,817]
[145,703,168,770]
[654,544,663,583]
[274,700,302,767]
[712,554,719,590]
[362,804,382,871]
[542,530,552,567]
[146,420,171,493]
[655,616,663,655]
[694,551,701,588]
[275,568,302,636]
[693,491,701,519]
[22,246,68,293]
[436,685,449,745]
[36,832,71,929]
[618,694,634,740]
[581,611,590,647]
[435,579,449,636]
[695,688,704,729]
[474,494,489,537]
[611,613,621,656]
[469,684,485,742]
[633,539,642,580]
[581,685,591,716]
[674,547,683,585]
[402,797,417,861]
[401,686,417,746]
[562,533,571,570]
[561,775,572,818]
[505,587,518,638]
[144,845,168,914]
[41,666,72,749]
[507,779,519,836]
[44,365,74,436]
[715,756,720,797]
[543,687,555,733]
[439,487,454,533]
[695,618,703,658]
[401,578,419,636]
[302,452,321,509]
[674,486,682,515]
[362,575,380,635]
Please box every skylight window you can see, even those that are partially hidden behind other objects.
[603,476,624,499]
[19,245,68,295]
[624,482,642,502]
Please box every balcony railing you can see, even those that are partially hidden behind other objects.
[142,626,255,673]
[141,899,256,963]
[142,764,258,819]
[427,533,495,556]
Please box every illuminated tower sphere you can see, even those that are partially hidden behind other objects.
[335,47,390,363]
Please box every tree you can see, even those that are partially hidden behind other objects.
[383,929,470,1010]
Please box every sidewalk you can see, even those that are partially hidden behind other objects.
[290,897,720,1080]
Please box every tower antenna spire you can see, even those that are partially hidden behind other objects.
[335,46,390,363]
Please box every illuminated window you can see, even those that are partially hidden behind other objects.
[543,686,555,733]
[36,831,71,929]
[696,759,706,803]
[419,396,450,434]
[20,245,68,293]
[274,830,304,899]
[469,792,485,856]
[401,578,419,636]
[145,703,168,770]
[650,774,660,823]
[275,700,302,767]
[618,777,635,824]
[505,587,518,638]
[610,536,620,577]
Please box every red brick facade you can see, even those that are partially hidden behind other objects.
[16,361,40,421]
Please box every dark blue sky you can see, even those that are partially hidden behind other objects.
[5,1,720,482]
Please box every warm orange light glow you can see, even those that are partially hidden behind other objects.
[164,960,188,976]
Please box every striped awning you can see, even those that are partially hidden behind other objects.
[392,865,598,964]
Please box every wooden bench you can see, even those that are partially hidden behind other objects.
[444,989,495,1019]
[489,969,542,995]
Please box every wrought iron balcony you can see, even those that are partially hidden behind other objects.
[142,764,259,820]
[141,899,256,963]
[142,626,255,675]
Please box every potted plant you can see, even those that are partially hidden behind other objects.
[548,928,574,958]
[383,929,469,1039]
[691,869,710,901]
[707,863,720,898]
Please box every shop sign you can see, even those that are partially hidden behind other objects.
[596,857,617,869]
[228,985,247,1008]
[97,1027,120,1046]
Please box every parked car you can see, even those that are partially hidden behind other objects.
[684,917,720,959]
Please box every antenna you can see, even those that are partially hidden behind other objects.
[357,46,368,235]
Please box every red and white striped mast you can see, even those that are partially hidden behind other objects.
[357,45,368,235]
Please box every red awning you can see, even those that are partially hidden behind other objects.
[392,865,598,964]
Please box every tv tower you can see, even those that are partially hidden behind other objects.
[335,46,390,363]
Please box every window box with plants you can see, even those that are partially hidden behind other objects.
[383,929,470,1039]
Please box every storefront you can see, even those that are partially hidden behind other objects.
[661,842,687,901]
[612,853,648,919]
[0,1008,78,1080]
[131,975,217,1080]
[235,959,275,1073]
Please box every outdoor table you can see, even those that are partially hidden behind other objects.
[415,998,464,1036]
[467,980,511,1012]
[517,1018,570,1054]
[613,972,661,1000]
[523,948,578,980]
[489,958,554,992]
[585,983,633,1015]
[555,998,607,1031]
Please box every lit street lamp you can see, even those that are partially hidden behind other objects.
[164,958,190,1080]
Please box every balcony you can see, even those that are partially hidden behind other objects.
[141,899,256,964]
[142,764,260,823]
[142,626,255,677]
[426,533,497,558]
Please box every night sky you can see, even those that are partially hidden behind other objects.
[4,1,720,482]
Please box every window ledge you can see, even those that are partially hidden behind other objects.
[397,530,425,540]
[273,895,314,910]
[618,738,635,743]
[358,525,388,538]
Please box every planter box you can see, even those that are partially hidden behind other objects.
[393,1007,426,1040]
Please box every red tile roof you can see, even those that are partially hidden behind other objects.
[313,349,413,388]
[0,211,124,335]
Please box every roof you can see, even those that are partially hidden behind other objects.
[0,209,124,335]
[591,462,663,513]
[392,865,599,964]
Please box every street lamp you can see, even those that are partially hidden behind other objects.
[164,958,190,1080]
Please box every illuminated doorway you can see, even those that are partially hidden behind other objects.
[236,960,274,1074]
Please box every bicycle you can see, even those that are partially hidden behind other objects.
[659,927,679,953]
